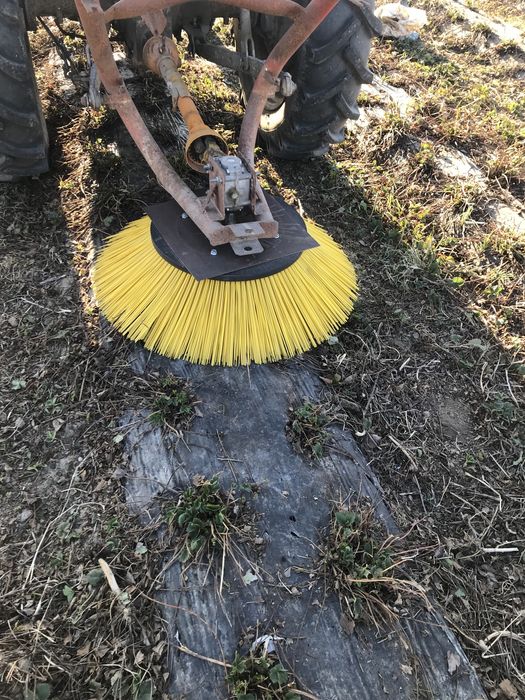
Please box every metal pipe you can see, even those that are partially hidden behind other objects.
[105,0,303,22]
[194,41,295,97]
[238,0,340,166]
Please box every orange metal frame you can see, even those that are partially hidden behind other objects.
[74,0,340,245]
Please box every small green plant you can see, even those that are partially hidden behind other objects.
[227,646,300,700]
[103,514,122,551]
[44,396,63,414]
[495,39,523,56]
[165,476,234,562]
[471,21,493,36]
[87,137,122,172]
[56,517,82,542]
[487,396,519,422]
[414,141,435,171]
[288,400,329,458]
[322,504,424,624]
[149,376,194,428]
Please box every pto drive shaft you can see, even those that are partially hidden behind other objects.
[142,35,261,254]
[143,35,229,172]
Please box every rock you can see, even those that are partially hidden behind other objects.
[486,200,525,236]
[435,147,485,182]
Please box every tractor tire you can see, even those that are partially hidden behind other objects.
[237,0,379,159]
[0,0,49,181]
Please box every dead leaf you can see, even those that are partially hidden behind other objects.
[242,570,258,585]
[340,613,355,636]
[499,679,519,700]
[401,664,413,676]
[447,650,461,675]
[76,642,91,657]
[52,418,64,433]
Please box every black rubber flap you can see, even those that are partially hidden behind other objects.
[146,191,318,281]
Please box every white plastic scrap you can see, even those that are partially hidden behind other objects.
[250,634,284,656]
[375,3,428,38]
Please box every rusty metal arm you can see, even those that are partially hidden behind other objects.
[104,0,304,22]
[75,0,235,245]
[238,0,341,166]
[76,0,339,249]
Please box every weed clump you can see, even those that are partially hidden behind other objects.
[149,376,194,428]
[322,504,425,624]
[227,642,300,700]
[288,400,329,458]
[165,476,235,562]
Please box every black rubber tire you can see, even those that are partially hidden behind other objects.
[0,0,49,181]
[237,0,378,159]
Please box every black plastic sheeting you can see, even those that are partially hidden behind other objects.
[121,352,486,700]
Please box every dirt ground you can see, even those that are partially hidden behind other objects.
[1,1,524,698]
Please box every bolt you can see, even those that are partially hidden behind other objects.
[210,249,217,256]
[181,212,188,219]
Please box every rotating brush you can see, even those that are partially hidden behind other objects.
[93,204,358,366]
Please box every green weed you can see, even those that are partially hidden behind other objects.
[227,646,300,700]
[321,504,425,624]
[288,401,329,459]
[149,376,194,428]
[165,476,234,562]
[471,21,493,36]
[414,140,436,171]
[487,396,519,422]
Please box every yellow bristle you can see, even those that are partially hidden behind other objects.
[93,216,358,366]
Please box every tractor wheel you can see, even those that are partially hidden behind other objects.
[236,0,378,159]
[0,0,49,181]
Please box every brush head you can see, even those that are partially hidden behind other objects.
[93,207,358,366]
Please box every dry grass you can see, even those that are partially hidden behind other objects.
[457,0,525,32]
[0,31,177,700]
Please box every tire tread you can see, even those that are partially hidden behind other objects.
[0,4,49,179]
[256,1,376,159]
